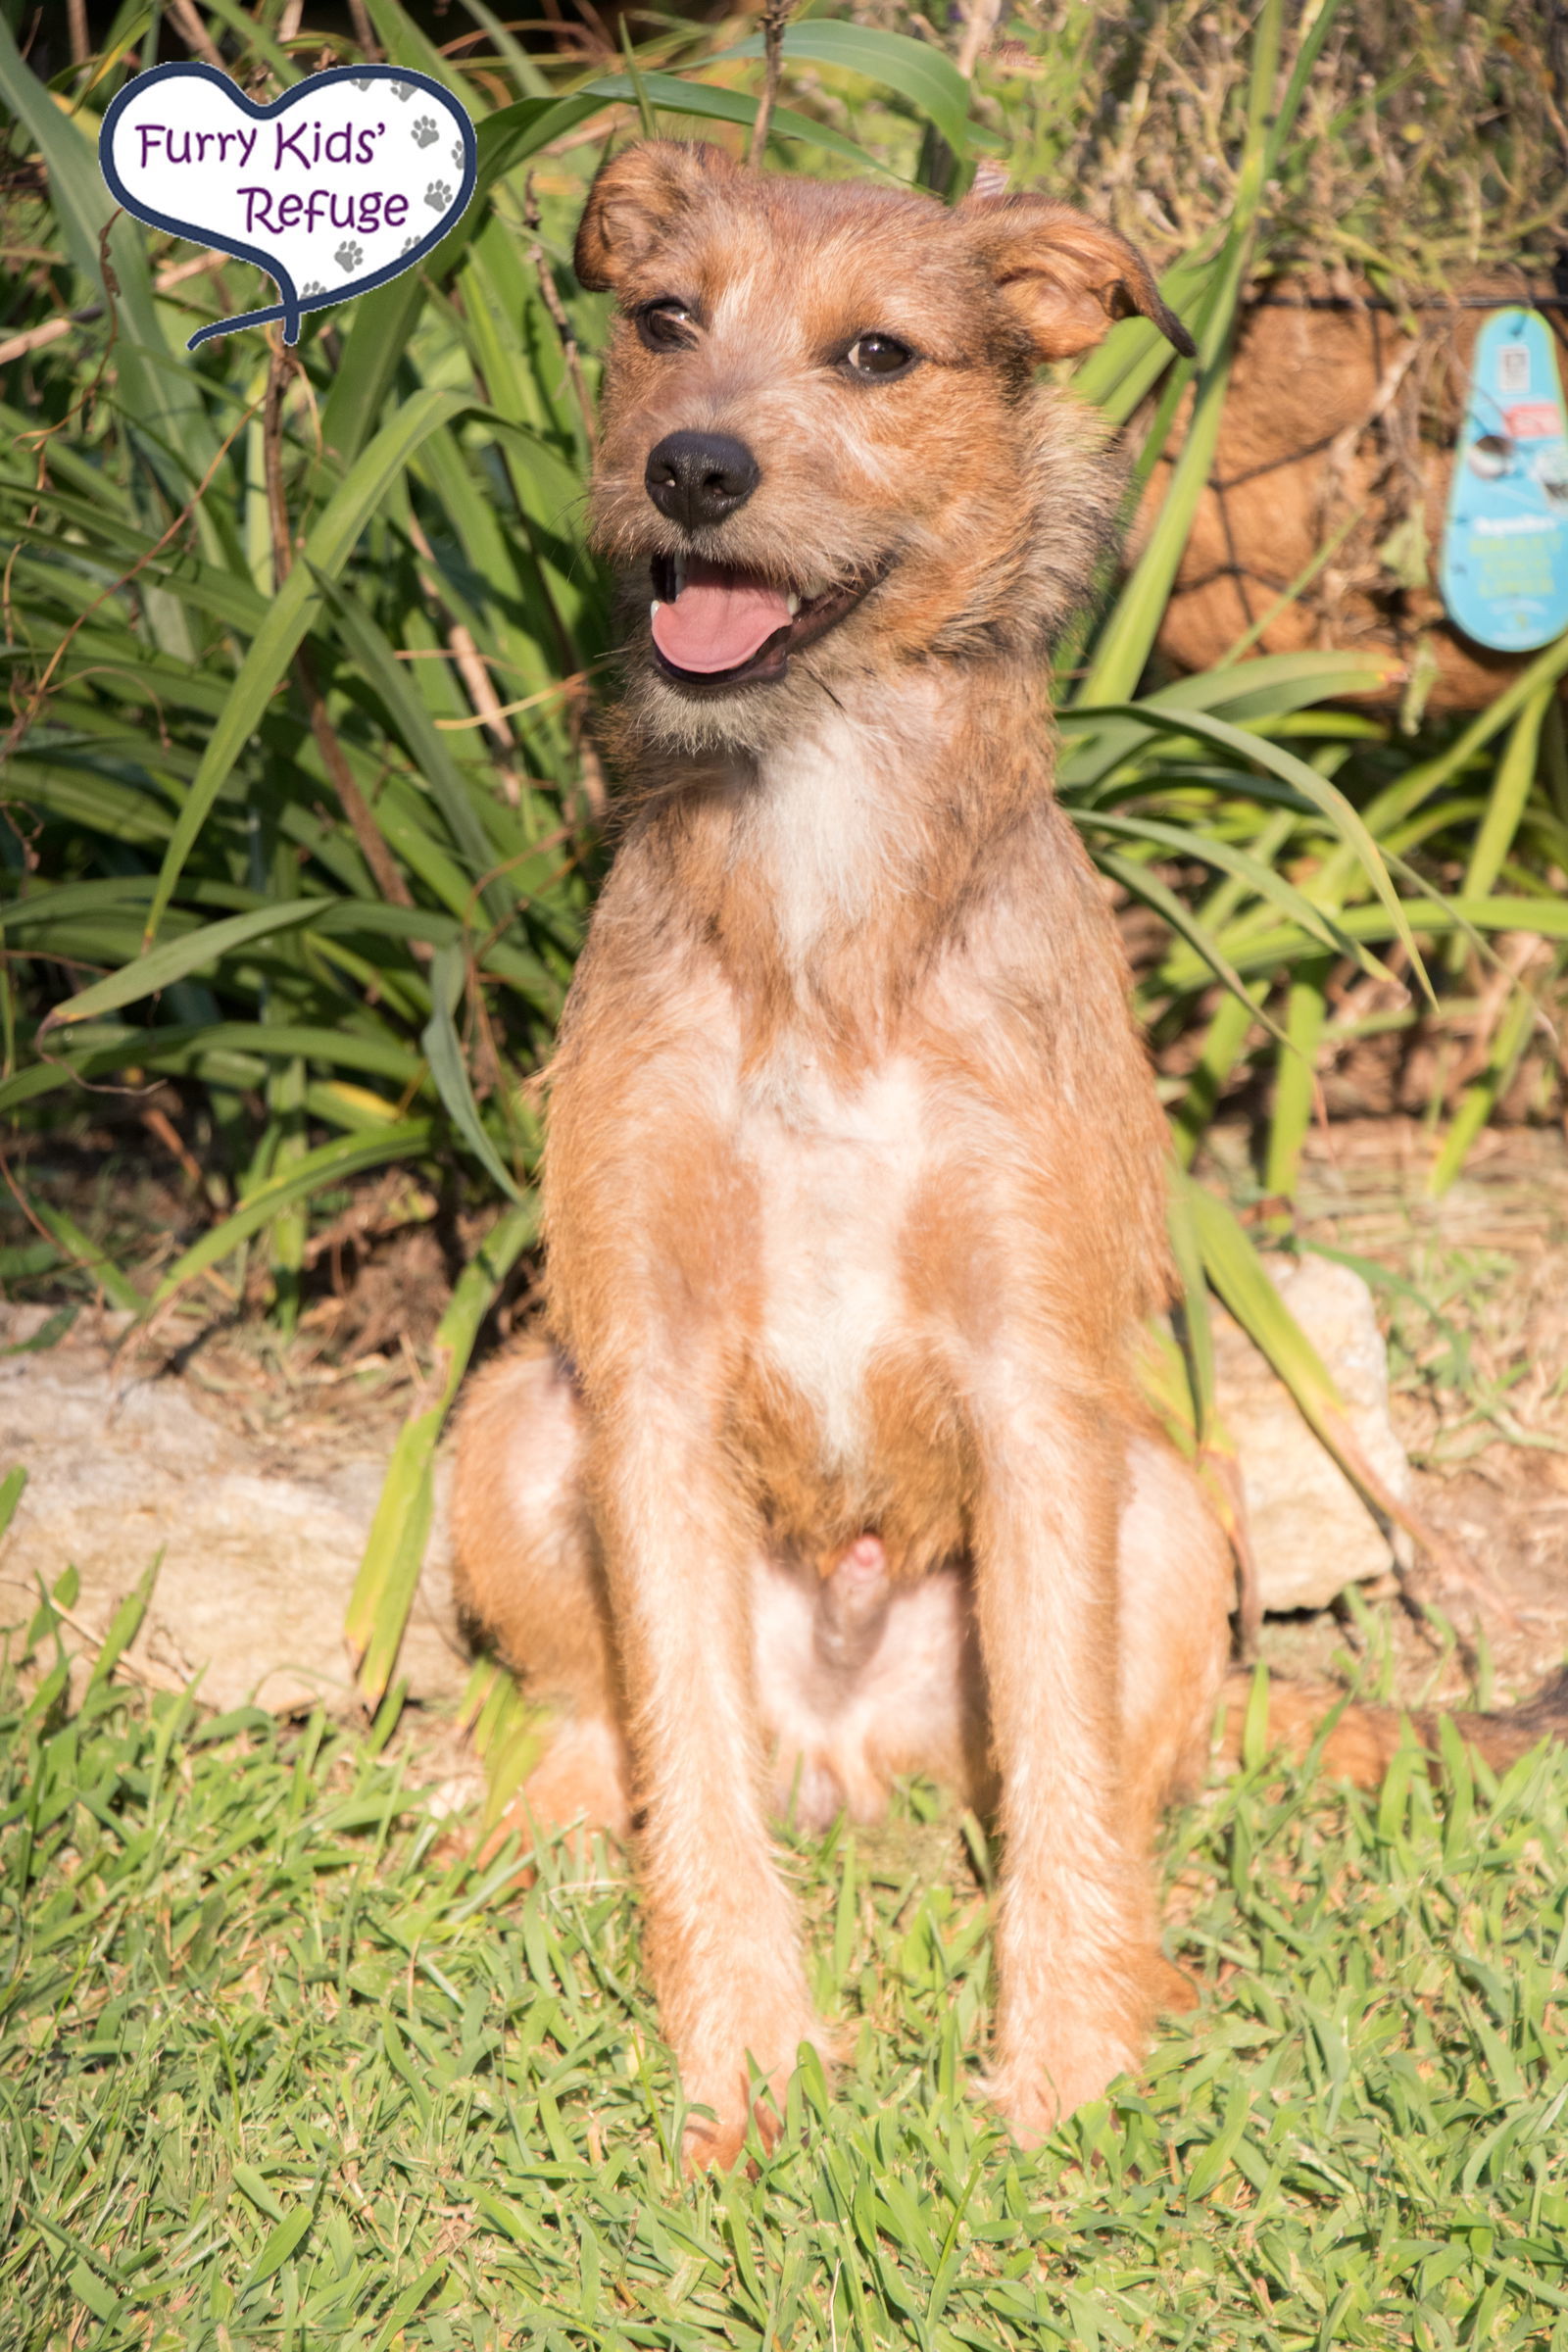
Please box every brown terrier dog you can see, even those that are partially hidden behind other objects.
[453,141,1234,2167]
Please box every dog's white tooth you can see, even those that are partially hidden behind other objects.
[650,600,662,617]
[786,592,801,617]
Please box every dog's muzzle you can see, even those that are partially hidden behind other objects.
[644,431,760,531]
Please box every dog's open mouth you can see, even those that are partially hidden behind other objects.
[648,555,877,688]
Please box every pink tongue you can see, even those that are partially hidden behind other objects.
[652,557,792,674]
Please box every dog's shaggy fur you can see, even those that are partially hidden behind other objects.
[453,145,1224,2165]
[450,145,1568,2169]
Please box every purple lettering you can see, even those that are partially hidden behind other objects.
[385,194,408,229]
[136,125,166,168]
[274,118,311,172]
[276,191,304,230]
[239,187,275,234]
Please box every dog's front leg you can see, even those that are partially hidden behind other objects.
[972,1389,1154,2141]
[590,1381,828,2170]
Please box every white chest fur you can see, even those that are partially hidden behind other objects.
[720,691,953,1467]
[734,698,938,966]
[738,1050,927,1470]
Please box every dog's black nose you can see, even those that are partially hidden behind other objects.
[644,430,760,530]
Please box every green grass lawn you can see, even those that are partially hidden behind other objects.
[5,1584,1568,2352]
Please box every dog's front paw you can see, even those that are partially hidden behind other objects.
[680,2086,771,2175]
[1148,1953,1200,2016]
[677,2011,837,2173]
[979,2021,1142,2146]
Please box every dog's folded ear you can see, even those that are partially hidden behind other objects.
[960,194,1197,364]
[575,140,740,293]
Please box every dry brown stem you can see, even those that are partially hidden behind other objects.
[0,254,228,368]
[956,0,1004,82]
[523,174,597,459]
[749,0,796,169]
[399,507,527,811]
[166,1,226,73]
[348,1,380,65]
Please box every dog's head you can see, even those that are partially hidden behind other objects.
[576,142,1192,754]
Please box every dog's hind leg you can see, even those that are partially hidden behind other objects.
[1213,1659,1568,1788]
[451,1345,631,1840]
[1117,1429,1234,1851]
[1114,1430,1234,2016]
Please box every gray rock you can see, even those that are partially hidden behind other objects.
[1212,1252,1412,1613]
[0,1311,466,1716]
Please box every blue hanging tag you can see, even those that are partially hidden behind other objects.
[1439,307,1568,652]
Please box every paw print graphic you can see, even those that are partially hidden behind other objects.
[412,115,438,148]
[401,234,417,253]
[351,75,373,89]
[391,80,413,101]
[335,240,364,271]
[301,278,324,296]
[423,178,452,212]
[452,140,464,170]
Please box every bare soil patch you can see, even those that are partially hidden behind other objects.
[1235,1117,1568,1707]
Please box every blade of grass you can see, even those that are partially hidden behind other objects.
[1172,986,1261,1168]
[346,1199,537,1703]
[147,1124,434,1313]
[1446,678,1554,973]
[1089,702,1436,999]
[420,945,524,1202]
[1428,983,1540,1200]
[1262,956,1333,1208]
[580,74,905,179]
[617,15,660,142]
[145,391,468,948]
[25,1198,141,1314]
[709,24,976,161]
[0,1465,26,1544]
[0,10,215,490]
[1073,0,1338,709]
[37,902,328,1033]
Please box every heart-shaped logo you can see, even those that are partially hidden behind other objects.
[99,62,476,351]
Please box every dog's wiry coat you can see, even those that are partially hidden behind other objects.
[453,144,1236,2164]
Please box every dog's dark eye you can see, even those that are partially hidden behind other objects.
[636,300,698,353]
[844,332,916,379]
